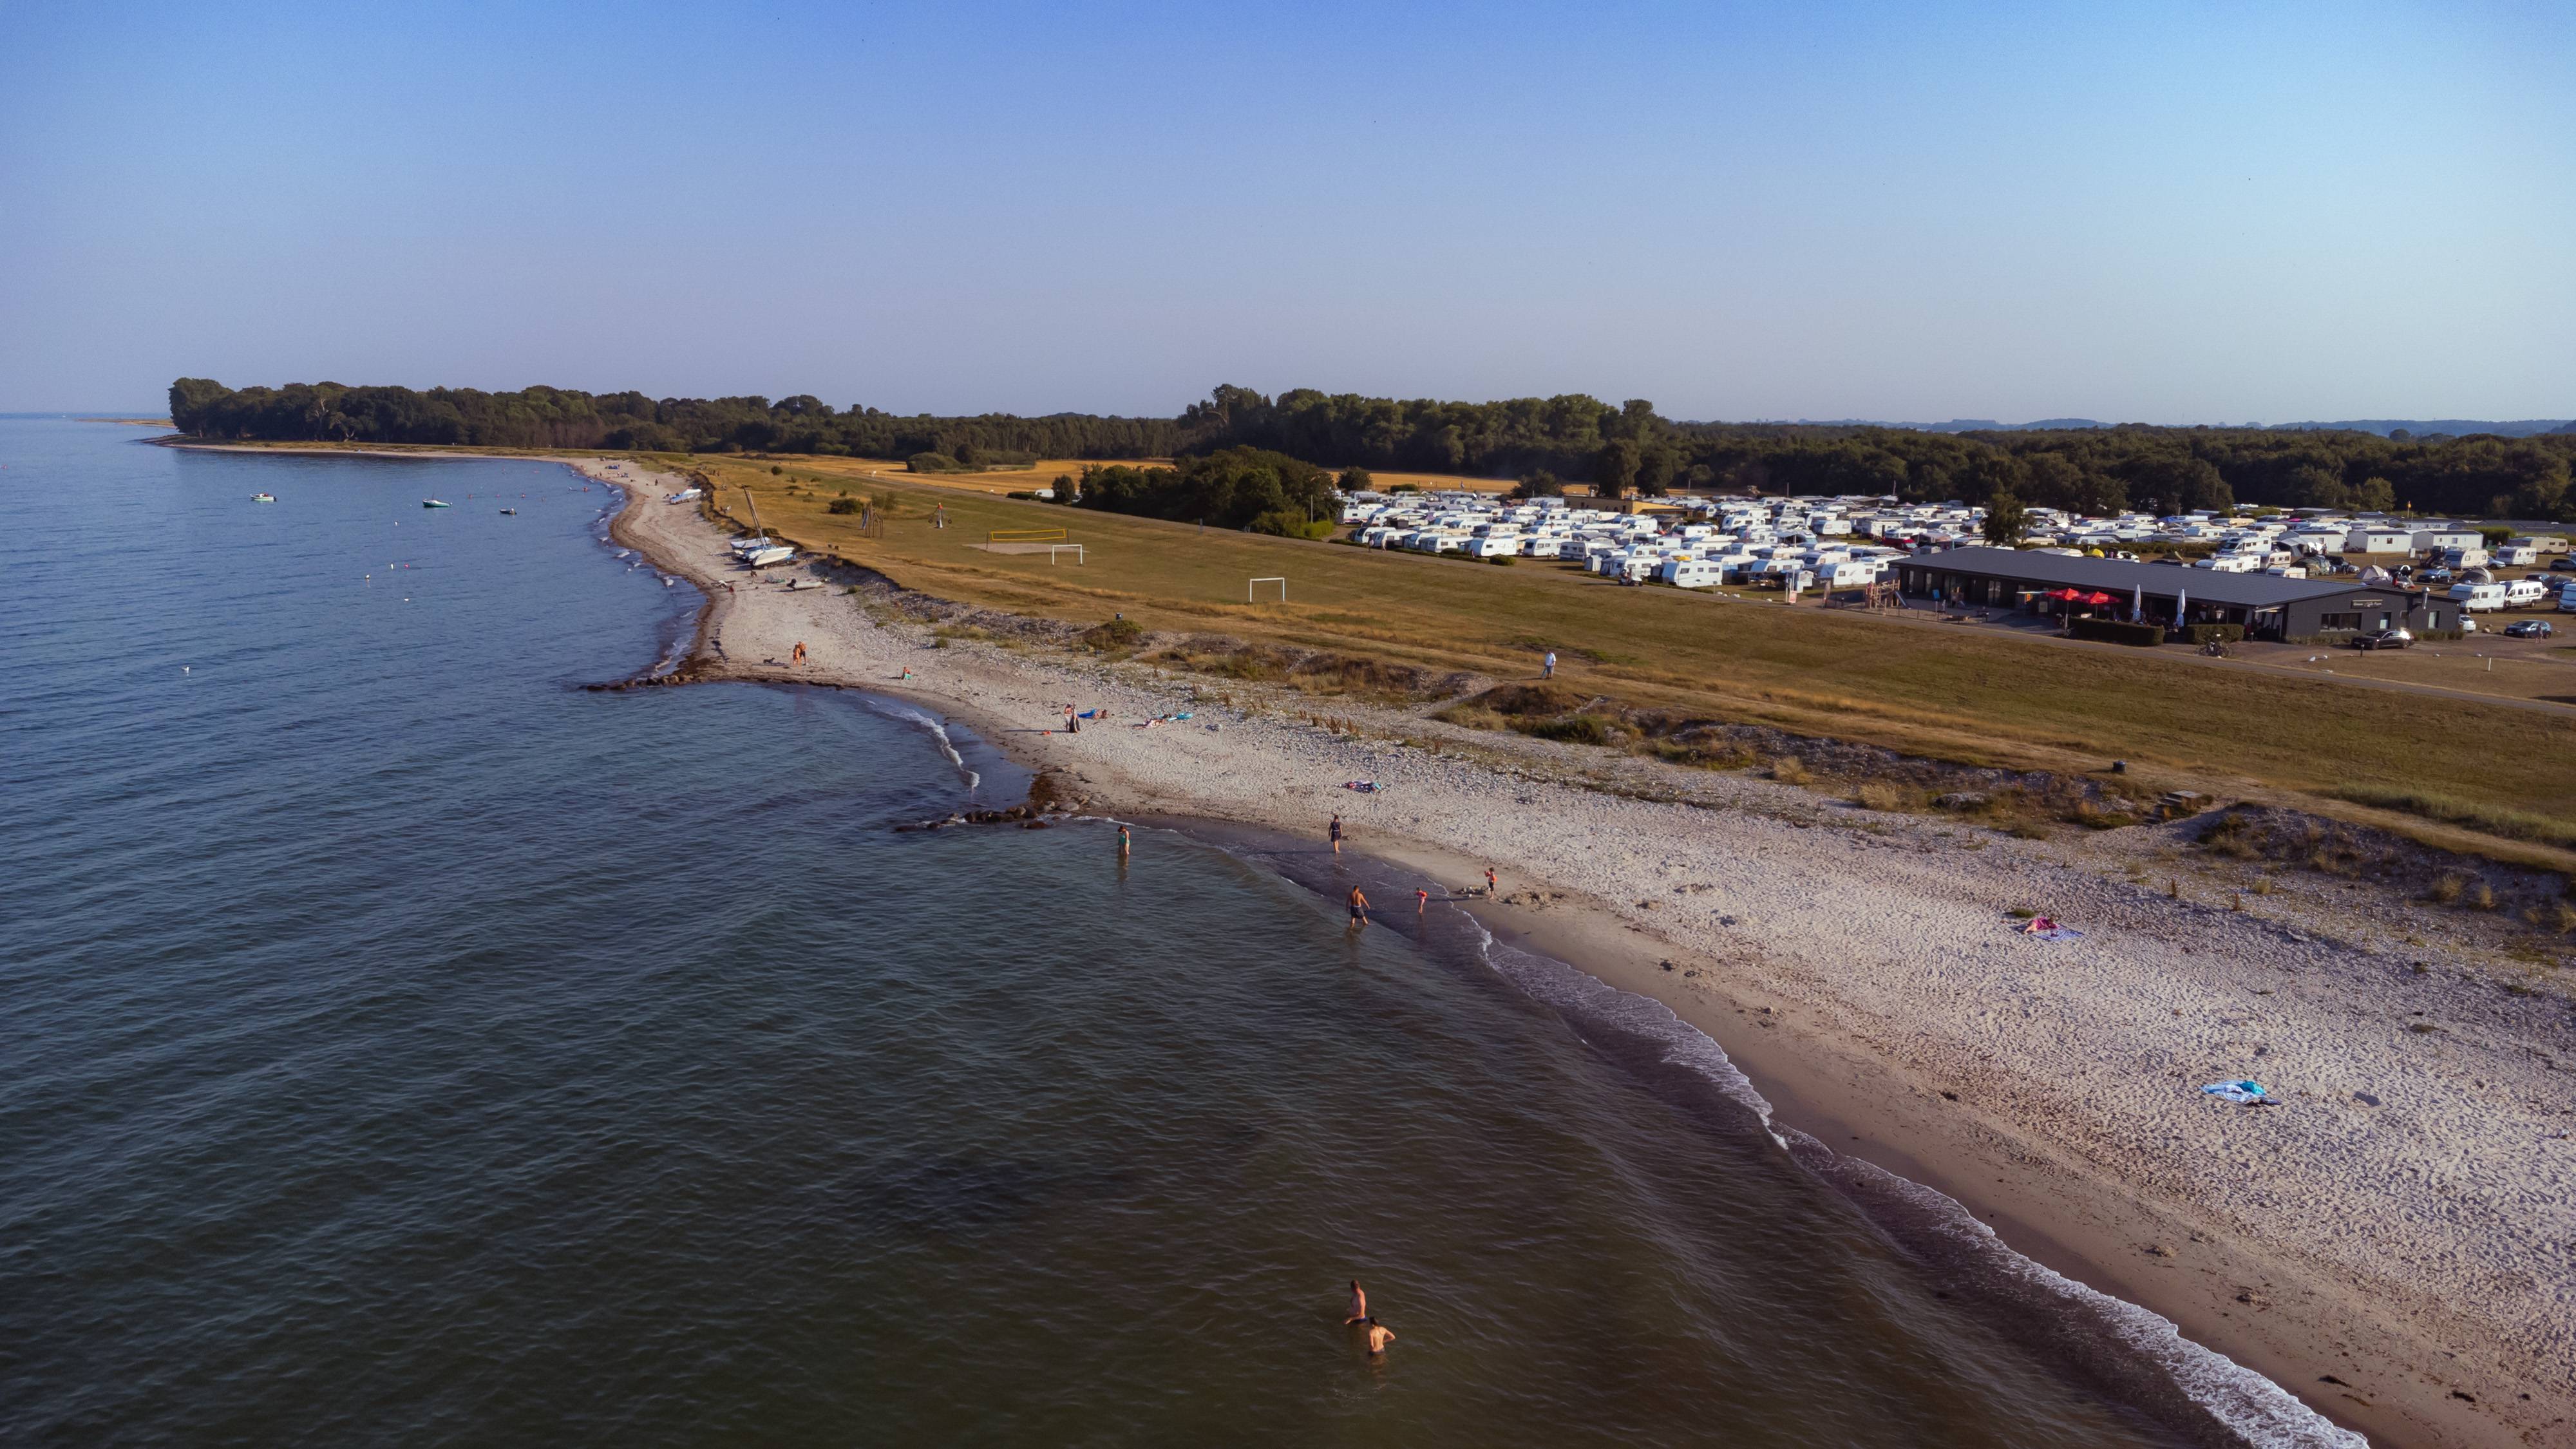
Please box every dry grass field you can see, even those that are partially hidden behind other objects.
[692,453,2576,860]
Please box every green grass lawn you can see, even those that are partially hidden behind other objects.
[704,455,2576,855]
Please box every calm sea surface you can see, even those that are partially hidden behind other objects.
[0,419,2186,1446]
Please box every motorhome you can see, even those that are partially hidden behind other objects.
[2448,582,2507,612]
[2504,576,2550,609]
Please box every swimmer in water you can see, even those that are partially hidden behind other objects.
[1344,1280,1367,1324]
[1347,886,1369,928]
[1363,1317,1395,1354]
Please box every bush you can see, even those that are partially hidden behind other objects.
[2068,617,2166,647]
[1483,553,1515,565]
[1246,510,1331,540]
[2183,623,2244,645]
[827,496,860,514]
[907,452,966,473]
[1515,715,1611,746]
[1081,617,1144,651]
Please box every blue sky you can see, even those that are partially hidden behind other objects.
[3,1,2568,420]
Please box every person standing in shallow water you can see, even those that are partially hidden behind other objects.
[1363,1318,1396,1355]
[1347,886,1368,929]
[1329,813,1343,855]
[1117,824,1131,858]
[1344,1281,1367,1324]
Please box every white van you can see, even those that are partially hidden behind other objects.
[2504,576,2550,608]
[2448,582,2507,612]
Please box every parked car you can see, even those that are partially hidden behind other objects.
[2552,556,2575,571]
[2420,567,2454,585]
[2503,620,2555,639]
[2353,628,2414,650]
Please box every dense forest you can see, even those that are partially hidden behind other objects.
[171,377,2576,520]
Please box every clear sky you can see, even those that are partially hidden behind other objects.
[3,1,2568,421]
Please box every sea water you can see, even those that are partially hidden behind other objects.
[1,419,2225,1445]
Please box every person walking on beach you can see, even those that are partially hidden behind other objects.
[1347,886,1369,929]
[1484,867,1497,896]
[1329,813,1344,855]
[1542,649,1557,679]
[1344,1281,1368,1324]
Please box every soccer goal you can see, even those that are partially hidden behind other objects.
[1249,576,1287,603]
[990,526,1068,544]
[1048,544,1086,565]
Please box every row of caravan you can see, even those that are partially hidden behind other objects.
[2448,578,2576,612]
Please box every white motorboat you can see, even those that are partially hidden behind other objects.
[744,545,795,568]
[421,498,450,509]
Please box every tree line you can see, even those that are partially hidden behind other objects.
[171,377,2575,520]
[166,379,1184,461]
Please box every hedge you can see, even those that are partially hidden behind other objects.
[2068,617,2166,647]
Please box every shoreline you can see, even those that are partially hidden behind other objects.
[201,444,2576,1448]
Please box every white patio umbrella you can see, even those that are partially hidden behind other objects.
[2131,583,2143,622]
[2174,585,2186,624]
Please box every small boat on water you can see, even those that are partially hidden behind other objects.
[421,498,450,509]
[252,493,276,503]
[499,507,516,515]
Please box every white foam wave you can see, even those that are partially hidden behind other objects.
[873,701,980,791]
[1467,929,2365,1449]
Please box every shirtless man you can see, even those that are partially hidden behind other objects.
[1362,1317,1396,1355]
[1343,1280,1367,1324]
[1347,886,1369,929]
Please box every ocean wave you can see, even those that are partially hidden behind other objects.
[1467,929,2365,1449]
[865,700,980,792]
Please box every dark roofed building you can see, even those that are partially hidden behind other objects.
[1896,547,2456,641]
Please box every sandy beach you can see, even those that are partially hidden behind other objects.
[569,457,2569,1446]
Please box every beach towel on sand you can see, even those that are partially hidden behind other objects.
[2015,916,2085,942]
[1341,781,1381,793]
[2201,1080,2269,1105]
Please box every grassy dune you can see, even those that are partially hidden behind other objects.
[694,454,2576,853]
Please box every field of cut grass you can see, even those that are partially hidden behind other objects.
[827,458,1171,497]
[701,454,2576,847]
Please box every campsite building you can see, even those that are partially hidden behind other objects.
[1897,546,2460,641]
